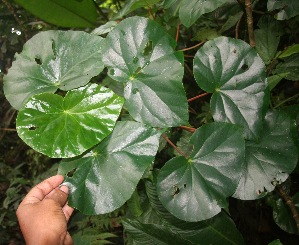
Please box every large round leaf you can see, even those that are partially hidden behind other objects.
[157,122,245,222]
[62,121,161,214]
[16,84,124,158]
[233,111,298,200]
[4,30,104,110]
[102,16,188,128]
[193,36,267,140]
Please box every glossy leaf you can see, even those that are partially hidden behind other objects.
[267,0,299,20]
[193,36,267,140]
[63,121,161,214]
[157,122,245,222]
[233,111,298,200]
[179,0,224,27]
[273,54,299,81]
[273,192,299,234]
[4,30,104,110]
[16,84,124,158]
[13,0,97,27]
[102,17,188,127]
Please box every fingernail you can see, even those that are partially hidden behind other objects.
[60,185,69,194]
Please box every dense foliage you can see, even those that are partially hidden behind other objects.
[1,0,299,244]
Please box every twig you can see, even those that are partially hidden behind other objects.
[188,92,209,102]
[162,134,187,158]
[0,128,16,131]
[235,13,243,39]
[176,20,180,43]
[179,41,205,52]
[2,0,29,41]
[273,93,299,109]
[179,126,196,133]
[276,185,299,232]
[244,0,255,47]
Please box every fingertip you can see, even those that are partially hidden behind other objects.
[60,185,69,194]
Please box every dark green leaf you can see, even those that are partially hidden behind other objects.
[173,131,193,158]
[102,17,188,127]
[192,27,220,42]
[219,11,243,34]
[274,54,299,81]
[267,0,299,20]
[273,192,299,234]
[157,122,245,221]
[16,84,124,158]
[268,239,283,245]
[233,111,298,200]
[13,0,97,27]
[278,44,299,58]
[4,30,104,110]
[64,121,161,214]
[193,36,267,140]
[268,73,288,91]
[179,0,225,27]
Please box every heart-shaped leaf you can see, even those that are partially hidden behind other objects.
[193,36,267,140]
[102,16,188,128]
[16,84,124,158]
[233,111,298,200]
[62,121,161,214]
[157,122,245,222]
[4,30,104,110]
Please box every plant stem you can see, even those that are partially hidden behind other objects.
[162,134,187,158]
[179,126,196,133]
[176,20,180,43]
[276,185,299,232]
[244,0,255,47]
[0,128,16,131]
[273,93,299,109]
[188,92,209,102]
[2,0,29,41]
[179,41,205,52]
[148,6,155,20]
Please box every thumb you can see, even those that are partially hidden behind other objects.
[45,188,68,207]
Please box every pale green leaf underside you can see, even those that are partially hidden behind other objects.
[16,84,124,158]
[63,121,161,214]
[193,36,266,140]
[157,122,245,222]
[4,30,104,110]
[102,16,188,128]
[233,111,298,200]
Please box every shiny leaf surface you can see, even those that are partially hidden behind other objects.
[63,121,161,214]
[102,16,188,127]
[157,122,245,221]
[233,111,298,200]
[4,30,104,109]
[193,37,267,140]
[14,0,97,27]
[16,84,124,158]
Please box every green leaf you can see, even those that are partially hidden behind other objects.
[16,84,124,158]
[179,0,225,27]
[278,44,299,58]
[274,54,299,81]
[102,17,188,127]
[268,239,283,245]
[273,192,299,234]
[192,27,220,42]
[233,111,298,200]
[267,0,299,20]
[173,131,193,158]
[157,122,245,222]
[91,21,118,36]
[63,121,161,214]
[193,36,267,140]
[13,0,97,27]
[268,73,288,91]
[4,30,104,110]
[219,11,243,34]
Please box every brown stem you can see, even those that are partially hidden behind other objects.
[276,185,299,232]
[2,0,29,41]
[162,134,187,158]
[244,0,255,47]
[0,128,17,131]
[179,126,196,133]
[148,6,155,20]
[188,92,209,102]
[179,41,205,52]
[235,13,244,39]
[176,20,180,43]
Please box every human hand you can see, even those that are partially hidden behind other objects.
[16,175,74,245]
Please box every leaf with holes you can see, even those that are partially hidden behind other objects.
[102,16,188,128]
[62,121,161,214]
[233,111,298,200]
[16,84,124,158]
[4,30,104,110]
[193,36,267,140]
[14,0,97,27]
[157,122,245,222]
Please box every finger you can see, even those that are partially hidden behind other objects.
[21,175,65,204]
[62,203,74,222]
[45,188,68,207]
[64,232,74,245]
